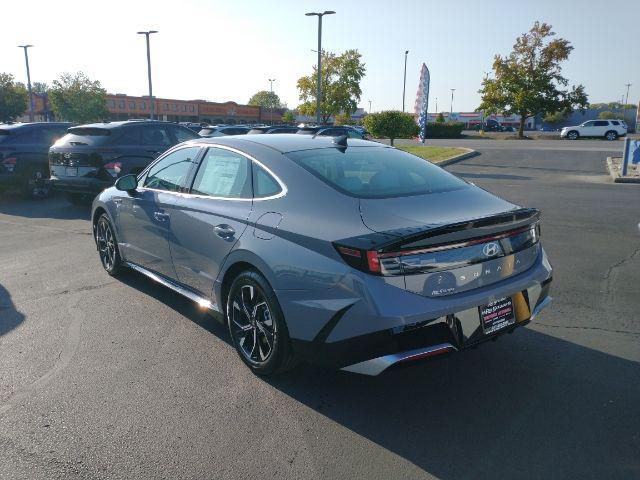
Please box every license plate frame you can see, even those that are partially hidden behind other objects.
[479,297,516,335]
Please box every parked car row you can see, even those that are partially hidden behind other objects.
[198,124,367,139]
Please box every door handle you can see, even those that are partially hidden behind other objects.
[214,224,235,238]
[153,211,170,222]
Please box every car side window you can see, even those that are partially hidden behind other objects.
[190,147,251,198]
[582,121,595,127]
[144,147,200,192]
[611,121,620,126]
[347,130,363,139]
[168,125,199,143]
[594,121,608,127]
[141,126,172,147]
[253,165,282,198]
[116,126,142,145]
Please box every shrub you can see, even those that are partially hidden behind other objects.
[425,122,465,138]
[363,110,419,145]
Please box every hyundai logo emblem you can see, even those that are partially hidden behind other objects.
[482,242,500,257]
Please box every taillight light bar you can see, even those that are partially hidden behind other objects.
[334,245,382,275]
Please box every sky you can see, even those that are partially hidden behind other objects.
[1,0,638,113]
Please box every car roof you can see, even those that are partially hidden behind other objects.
[187,133,383,153]
[69,120,177,130]
[0,122,71,130]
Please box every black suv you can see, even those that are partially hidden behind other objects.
[0,122,72,197]
[49,120,199,203]
[296,125,365,139]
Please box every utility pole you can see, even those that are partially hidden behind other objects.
[305,11,335,125]
[137,30,158,120]
[268,78,276,125]
[18,45,34,122]
[402,50,409,112]
[368,100,372,113]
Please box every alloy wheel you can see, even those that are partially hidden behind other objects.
[96,218,116,271]
[229,283,276,364]
[606,131,616,141]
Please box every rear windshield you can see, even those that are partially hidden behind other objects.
[286,146,468,198]
[57,127,111,146]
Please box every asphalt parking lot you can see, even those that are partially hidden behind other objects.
[1,140,638,479]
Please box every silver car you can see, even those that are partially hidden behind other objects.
[91,134,552,376]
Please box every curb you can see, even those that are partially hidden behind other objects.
[606,157,640,184]
[437,148,480,167]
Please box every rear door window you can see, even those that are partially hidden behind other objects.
[594,121,609,127]
[144,147,200,192]
[253,165,282,198]
[611,121,620,125]
[141,125,172,148]
[190,147,251,198]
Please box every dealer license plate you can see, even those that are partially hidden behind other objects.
[479,297,516,335]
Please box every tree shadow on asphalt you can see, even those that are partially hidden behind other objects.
[0,283,25,336]
[0,192,91,221]
[265,329,639,479]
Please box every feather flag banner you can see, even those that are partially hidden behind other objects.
[414,63,430,143]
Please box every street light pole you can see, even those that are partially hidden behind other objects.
[402,50,409,112]
[435,97,438,113]
[18,45,34,122]
[368,100,372,113]
[306,10,335,125]
[137,30,158,120]
[624,83,632,121]
[268,78,276,125]
[450,88,456,118]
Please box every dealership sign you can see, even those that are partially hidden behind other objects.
[414,63,430,143]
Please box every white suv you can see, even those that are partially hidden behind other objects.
[561,120,627,140]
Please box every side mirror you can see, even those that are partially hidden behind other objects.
[115,174,137,192]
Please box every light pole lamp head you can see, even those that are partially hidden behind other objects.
[405,50,409,55]
[137,30,158,35]
[18,44,33,49]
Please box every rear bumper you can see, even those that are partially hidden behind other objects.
[283,246,553,375]
[50,175,112,195]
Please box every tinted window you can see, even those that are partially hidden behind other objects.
[287,147,468,199]
[594,121,609,127]
[191,148,250,198]
[141,126,172,147]
[116,126,142,145]
[611,121,620,125]
[167,125,199,143]
[253,166,282,198]
[582,121,595,127]
[318,128,341,136]
[144,147,200,192]
[56,128,112,147]
[346,130,364,139]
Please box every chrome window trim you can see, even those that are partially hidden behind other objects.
[136,143,287,202]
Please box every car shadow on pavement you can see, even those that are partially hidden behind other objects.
[267,328,639,479]
[0,193,91,221]
[116,269,232,346]
[0,283,25,336]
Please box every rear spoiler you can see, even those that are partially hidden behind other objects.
[337,208,541,253]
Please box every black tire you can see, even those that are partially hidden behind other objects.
[605,130,618,141]
[95,213,124,276]
[226,270,296,375]
[566,130,579,140]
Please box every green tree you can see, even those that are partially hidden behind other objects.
[435,112,445,123]
[543,111,567,124]
[48,72,109,123]
[0,73,28,122]
[333,112,354,126]
[597,111,623,120]
[32,82,49,95]
[281,111,296,124]
[363,111,418,146]
[297,49,365,123]
[248,90,283,109]
[478,21,588,138]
